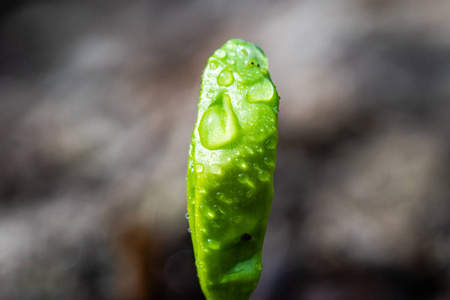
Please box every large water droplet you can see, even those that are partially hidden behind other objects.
[217,68,234,86]
[198,94,239,150]
[247,78,275,103]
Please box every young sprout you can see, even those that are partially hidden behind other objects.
[187,39,279,300]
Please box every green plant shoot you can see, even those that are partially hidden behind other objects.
[187,39,279,300]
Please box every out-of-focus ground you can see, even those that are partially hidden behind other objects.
[1,0,450,299]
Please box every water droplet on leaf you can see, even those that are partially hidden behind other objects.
[214,49,226,59]
[217,68,234,86]
[211,164,222,175]
[247,78,275,103]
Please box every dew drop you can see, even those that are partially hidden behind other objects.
[185,212,189,220]
[229,51,236,57]
[207,239,220,250]
[195,164,204,173]
[211,152,218,160]
[235,158,247,169]
[264,157,274,166]
[246,189,254,198]
[187,227,191,233]
[209,61,218,70]
[265,137,277,150]
[247,78,275,103]
[238,173,254,188]
[273,106,279,113]
[214,49,226,59]
[238,48,249,59]
[211,164,222,175]
[217,68,234,86]
[258,170,270,182]
[245,146,254,155]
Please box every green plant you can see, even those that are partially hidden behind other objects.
[187,39,279,300]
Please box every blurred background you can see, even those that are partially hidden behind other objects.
[1,0,450,299]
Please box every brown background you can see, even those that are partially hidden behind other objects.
[1,0,450,299]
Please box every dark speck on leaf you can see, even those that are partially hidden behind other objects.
[241,233,251,241]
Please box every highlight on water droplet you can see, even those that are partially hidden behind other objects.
[195,164,204,173]
[237,173,248,184]
[211,164,222,175]
[214,49,226,59]
[209,60,218,70]
[217,68,234,86]
[238,173,254,188]
[235,157,247,169]
[247,78,275,103]
[185,212,189,220]
[207,239,220,250]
